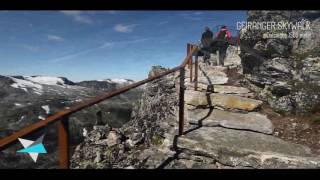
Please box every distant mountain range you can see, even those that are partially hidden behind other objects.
[0,75,142,169]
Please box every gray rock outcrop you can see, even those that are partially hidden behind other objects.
[239,11,320,114]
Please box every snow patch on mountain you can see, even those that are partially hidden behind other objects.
[24,76,67,86]
[103,78,134,84]
[14,103,23,107]
[17,115,26,123]
[9,77,43,94]
[38,115,46,120]
[41,105,50,114]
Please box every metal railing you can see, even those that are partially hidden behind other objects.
[0,43,199,169]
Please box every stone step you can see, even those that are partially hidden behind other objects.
[213,85,250,94]
[184,65,229,85]
[177,127,320,168]
[197,76,228,85]
[199,66,228,74]
[184,75,228,85]
[187,108,274,134]
[185,90,263,111]
[185,83,251,94]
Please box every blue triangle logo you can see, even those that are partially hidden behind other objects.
[17,143,47,153]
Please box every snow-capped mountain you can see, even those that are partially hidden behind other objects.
[6,75,136,95]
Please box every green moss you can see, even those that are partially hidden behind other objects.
[291,49,319,62]
[104,149,113,161]
[291,81,320,93]
[151,134,164,146]
[274,108,288,116]
[291,52,310,61]
[266,93,276,102]
[311,114,320,124]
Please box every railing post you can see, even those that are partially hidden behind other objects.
[194,55,198,91]
[189,45,193,82]
[187,44,190,69]
[58,116,69,169]
[178,67,185,136]
[96,110,103,125]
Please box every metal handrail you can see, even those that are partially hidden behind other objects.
[0,43,199,169]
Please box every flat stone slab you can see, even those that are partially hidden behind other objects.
[198,65,228,74]
[185,90,210,106]
[185,84,254,98]
[197,73,228,85]
[185,91,263,111]
[177,127,320,168]
[210,94,263,111]
[185,82,210,91]
[213,85,250,94]
[187,109,274,134]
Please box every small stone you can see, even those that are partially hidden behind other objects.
[107,131,120,147]
[95,139,108,145]
[82,128,88,137]
[94,151,102,163]
[292,123,297,128]
[125,139,134,148]
[302,124,310,130]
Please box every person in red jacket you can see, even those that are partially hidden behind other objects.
[214,25,232,66]
[216,25,232,42]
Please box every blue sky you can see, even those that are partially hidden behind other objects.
[0,11,247,82]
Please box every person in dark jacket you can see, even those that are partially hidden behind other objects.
[200,26,213,61]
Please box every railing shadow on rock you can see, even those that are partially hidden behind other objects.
[0,43,199,169]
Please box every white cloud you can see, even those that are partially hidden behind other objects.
[19,44,39,52]
[45,38,150,63]
[114,24,137,33]
[159,21,169,25]
[60,11,93,24]
[47,34,64,42]
[100,42,114,48]
[179,12,204,21]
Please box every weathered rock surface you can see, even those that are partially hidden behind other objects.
[187,109,274,134]
[185,90,263,111]
[177,127,320,168]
